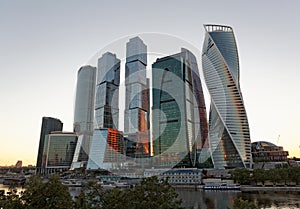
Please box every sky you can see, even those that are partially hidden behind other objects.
[1,0,300,166]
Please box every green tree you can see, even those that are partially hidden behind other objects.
[252,168,267,185]
[79,176,183,209]
[22,175,73,209]
[232,197,258,209]
[0,187,24,209]
[267,169,281,186]
[230,168,251,185]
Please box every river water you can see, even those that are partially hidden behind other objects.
[1,184,300,209]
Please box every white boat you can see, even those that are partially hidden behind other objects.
[203,182,240,190]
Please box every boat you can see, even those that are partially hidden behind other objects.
[61,180,82,187]
[203,182,240,190]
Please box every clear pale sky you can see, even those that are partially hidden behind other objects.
[1,0,300,166]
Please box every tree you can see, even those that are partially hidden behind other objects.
[21,175,73,209]
[79,176,183,209]
[0,187,24,209]
[252,168,267,185]
[230,168,251,185]
[233,197,258,209]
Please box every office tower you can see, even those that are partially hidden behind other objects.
[72,65,96,169]
[202,24,252,168]
[124,37,149,158]
[87,128,125,170]
[95,52,120,129]
[152,48,208,168]
[73,65,96,134]
[87,52,124,170]
[36,117,63,174]
[41,132,77,174]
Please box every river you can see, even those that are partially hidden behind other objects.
[1,184,300,208]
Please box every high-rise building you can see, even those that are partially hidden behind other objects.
[41,132,77,174]
[36,117,63,174]
[124,37,150,158]
[87,128,125,170]
[95,52,120,129]
[72,65,96,169]
[152,48,208,168]
[202,24,252,168]
[73,65,96,134]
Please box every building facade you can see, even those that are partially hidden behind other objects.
[73,65,96,134]
[95,52,120,129]
[202,24,252,169]
[72,65,96,169]
[124,37,150,158]
[41,132,77,174]
[152,48,208,168]
[36,117,63,174]
[251,141,289,163]
[87,128,125,170]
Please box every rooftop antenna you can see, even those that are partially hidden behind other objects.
[277,134,280,145]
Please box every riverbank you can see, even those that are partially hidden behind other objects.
[241,185,300,193]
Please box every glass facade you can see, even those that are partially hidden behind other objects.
[36,117,63,174]
[73,65,96,134]
[87,129,125,170]
[41,132,77,174]
[124,37,150,157]
[152,48,208,168]
[95,52,120,129]
[202,24,252,169]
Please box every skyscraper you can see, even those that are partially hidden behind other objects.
[87,52,124,170]
[95,52,120,129]
[72,65,96,169]
[124,37,149,158]
[73,65,96,134]
[152,48,208,168]
[36,117,63,174]
[202,24,252,169]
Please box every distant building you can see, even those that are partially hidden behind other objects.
[87,128,125,170]
[36,117,63,174]
[251,141,289,163]
[41,132,77,174]
[124,37,150,158]
[15,161,22,168]
[152,48,208,168]
[202,24,252,169]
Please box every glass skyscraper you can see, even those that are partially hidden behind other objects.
[152,48,208,168]
[72,65,96,169]
[124,37,150,158]
[95,52,120,129]
[36,117,63,174]
[73,65,96,134]
[202,24,252,169]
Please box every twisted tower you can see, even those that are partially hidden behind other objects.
[202,24,252,168]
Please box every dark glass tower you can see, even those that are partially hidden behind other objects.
[124,37,150,158]
[36,117,63,174]
[202,24,252,169]
[152,48,208,168]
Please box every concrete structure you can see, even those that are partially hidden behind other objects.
[202,24,252,169]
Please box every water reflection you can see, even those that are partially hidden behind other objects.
[176,189,300,209]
